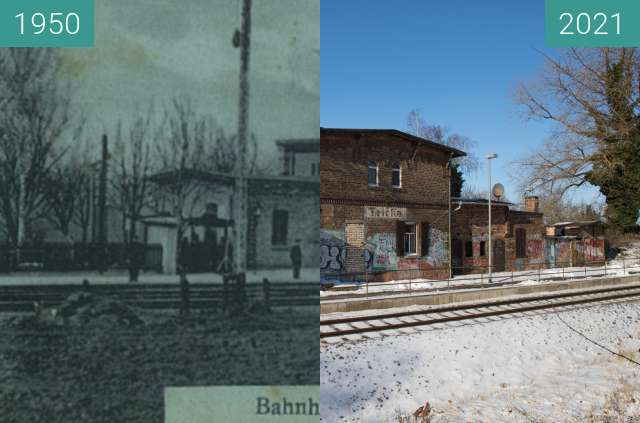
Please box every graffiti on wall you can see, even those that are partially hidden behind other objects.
[584,238,605,262]
[429,228,449,265]
[556,240,572,266]
[526,239,544,258]
[320,229,346,271]
[367,233,397,271]
[545,239,556,266]
[321,227,449,274]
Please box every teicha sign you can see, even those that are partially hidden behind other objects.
[164,386,320,422]
[364,206,407,220]
[0,0,94,47]
[545,0,640,47]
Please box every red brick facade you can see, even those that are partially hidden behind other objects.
[450,200,546,274]
[320,128,465,281]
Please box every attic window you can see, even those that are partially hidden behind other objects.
[368,161,378,186]
[392,162,401,188]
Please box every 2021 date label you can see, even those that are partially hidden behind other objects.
[0,0,93,47]
[546,0,640,47]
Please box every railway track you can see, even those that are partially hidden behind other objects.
[0,282,319,312]
[320,283,640,339]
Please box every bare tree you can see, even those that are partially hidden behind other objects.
[73,160,95,246]
[46,153,91,238]
[513,48,640,230]
[153,96,224,316]
[530,190,603,224]
[0,48,75,247]
[406,108,479,175]
[209,129,258,175]
[154,97,214,274]
[111,109,156,246]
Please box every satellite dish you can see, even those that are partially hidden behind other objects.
[492,183,505,199]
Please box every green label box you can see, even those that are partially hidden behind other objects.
[165,386,320,423]
[0,0,94,47]
[545,0,640,47]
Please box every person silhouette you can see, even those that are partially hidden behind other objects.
[290,238,302,279]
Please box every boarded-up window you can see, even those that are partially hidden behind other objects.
[420,222,430,256]
[272,210,289,246]
[396,222,405,256]
[465,241,473,257]
[479,241,486,257]
[516,228,526,258]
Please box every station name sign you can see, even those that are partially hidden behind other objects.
[165,385,320,422]
[364,206,407,220]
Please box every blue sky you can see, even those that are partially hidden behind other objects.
[321,0,601,206]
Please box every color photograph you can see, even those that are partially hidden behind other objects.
[320,1,640,421]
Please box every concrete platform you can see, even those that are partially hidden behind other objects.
[320,274,640,314]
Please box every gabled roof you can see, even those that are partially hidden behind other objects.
[321,127,466,158]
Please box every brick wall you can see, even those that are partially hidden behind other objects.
[451,203,546,273]
[320,129,455,281]
[321,130,452,207]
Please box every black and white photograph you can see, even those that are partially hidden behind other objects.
[0,1,319,421]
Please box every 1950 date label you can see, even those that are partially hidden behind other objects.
[0,0,93,47]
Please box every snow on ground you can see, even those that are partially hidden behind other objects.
[321,300,640,422]
[0,267,319,285]
[321,259,640,299]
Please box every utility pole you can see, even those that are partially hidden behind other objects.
[233,0,252,293]
[486,153,497,283]
[448,156,452,279]
[98,134,108,274]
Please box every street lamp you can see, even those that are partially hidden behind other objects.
[486,153,498,283]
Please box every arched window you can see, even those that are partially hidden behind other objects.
[367,161,378,186]
[391,162,401,188]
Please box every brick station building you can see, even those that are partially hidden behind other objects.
[450,196,546,274]
[320,127,466,282]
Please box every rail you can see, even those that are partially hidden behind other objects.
[0,280,319,313]
[320,282,640,338]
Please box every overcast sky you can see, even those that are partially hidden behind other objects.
[61,0,319,164]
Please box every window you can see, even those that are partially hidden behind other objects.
[367,161,378,186]
[271,210,289,246]
[283,151,296,176]
[479,241,486,257]
[516,228,527,258]
[403,223,417,255]
[465,241,473,257]
[392,162,401,188]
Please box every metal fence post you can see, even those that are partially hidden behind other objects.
[537,264,541,283]
[223,274,229,311]
[623,257,626,275]
[604,260,607,277]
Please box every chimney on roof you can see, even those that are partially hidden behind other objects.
[524,196,539,213]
